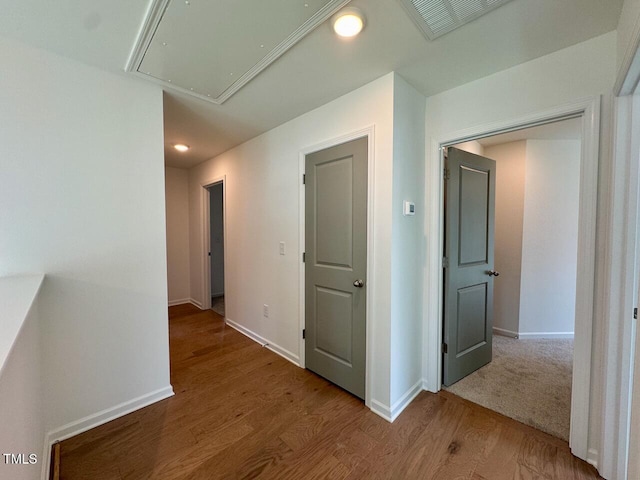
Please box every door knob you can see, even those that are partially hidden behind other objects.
[487,270,500,277]
[353,279,364,288]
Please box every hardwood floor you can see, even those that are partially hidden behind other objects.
[59,304,602,479]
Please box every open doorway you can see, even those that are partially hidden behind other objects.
[208,182,225,317]
[207,182,225,317]
[442,117,581,441]
[425,98,600,460]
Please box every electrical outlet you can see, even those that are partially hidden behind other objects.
[279,241,285,255]
[263,304,269,318]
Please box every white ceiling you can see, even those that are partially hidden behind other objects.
[0,0,623,169]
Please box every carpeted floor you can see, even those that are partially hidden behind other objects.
[444,335,573,441]
[211,295,225,317]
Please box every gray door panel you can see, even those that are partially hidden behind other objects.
[305,137,367,399]
[443,147,496,387]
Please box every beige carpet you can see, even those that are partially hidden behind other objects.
[211,295,225,317]
[444,335,573,441]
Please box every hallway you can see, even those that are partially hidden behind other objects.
[58,305,600,479]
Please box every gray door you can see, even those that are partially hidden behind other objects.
[443,147,497,387]
[305,137,367,399]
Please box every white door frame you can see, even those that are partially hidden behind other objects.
[423,96,600,461]
[200,176,227,313]
[599,92,640,480]
[298,125,376,409]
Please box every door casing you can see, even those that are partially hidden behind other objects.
[299,126,376,410]
[200,175,227,312]
[424,96,601,461]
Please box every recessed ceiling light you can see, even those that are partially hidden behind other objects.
[332,8,365,38]
[174,144,190,152]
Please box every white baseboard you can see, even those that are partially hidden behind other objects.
[493,327,519,338]
[369,380,423,423]
[390,380,423,421]
[225,317,300,366]
[168,297,190,307]
[167,298,203,309]
[518,332,575,339]
[370,399,392,422]
[45,386,174,447]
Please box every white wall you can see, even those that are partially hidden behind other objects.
[0,276,44,480]
[483,141,526,337]
[389,76,426,410]
[519,140,581,336]
[0,37,172,442]
[424,31,616,460]
[165,167,191,304]
[189,73,395,410]
[209,183,225,297]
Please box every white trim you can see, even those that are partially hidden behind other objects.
[517,332,575,339]
[492,327,519,338]
[389,380,423,421]
[45,386,174,445]
[168,297,190,307]
[370,399,392,422]
[40,431,51,480]
[189,297,203,310]
[587,448,599,470]
[167,298,204,309]
[614,12,640,96]
[199,176,227,312]
[125,0,351,104]
[599,94,640,480]
[225,317,300,366]
[298,126,376,410]
[424,96,600,462]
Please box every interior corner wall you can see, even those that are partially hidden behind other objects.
[165,167,191,304]
[189,73,395,410]
[0,37,171,439]
[519,140,581,336]
[483,141,526,337]
[424,30,616,456]
[389,74,426,410]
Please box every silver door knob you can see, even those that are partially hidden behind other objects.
[487,270,500,277]
[353,279,364,288]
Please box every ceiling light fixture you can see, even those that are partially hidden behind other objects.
[174,144,190,152]
[332,7,365,38]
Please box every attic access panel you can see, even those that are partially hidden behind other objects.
[126,0,351,104]
[398,0,516,40]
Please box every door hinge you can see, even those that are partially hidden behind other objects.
[302,329,306,339]
[442,343,448,354]
[443,257,449,269]
[634,307,637,320]
[442,146,449,159]
[303,174,306,185]
[443,167,450,181]
[303,252,306,263]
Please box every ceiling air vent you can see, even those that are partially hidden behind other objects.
[398,0,516,40]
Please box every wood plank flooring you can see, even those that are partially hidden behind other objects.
[59,304,602,479]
